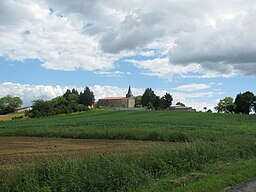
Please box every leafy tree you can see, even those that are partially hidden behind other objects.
[153,96,161,110]
[134,96,142,107]
[63,89,72,99]
[29,100,55,118]
[160,93,173,109]
[71,88,79,96]
[79,87,95,107]
[141,88,156,108]
[176,102,185,107]
[215,97,236,113]
[235,91,255,114]
[253,96,256,113]
[0,95,23,114]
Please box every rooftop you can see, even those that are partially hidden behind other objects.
[99,97,128,100]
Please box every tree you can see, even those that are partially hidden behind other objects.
[141,88,156,108]
[235,91,255,114]
[79,87,95,107]
[134,96,142,107]
[28,99,54,118]
[160,93,173,109]
[0,95,23,114]
[153,96,161,110]
[176,102,185,107]
[215,97,236,113]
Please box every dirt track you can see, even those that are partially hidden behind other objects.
[0,136,179,171]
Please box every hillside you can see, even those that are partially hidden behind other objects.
[0,110,256,191]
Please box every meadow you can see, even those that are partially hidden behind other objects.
[0,110,256,191]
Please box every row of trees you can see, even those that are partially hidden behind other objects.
[215,91,256,114]
[135,88,173,110]
[28,87,95,118]
[0,95,23,115]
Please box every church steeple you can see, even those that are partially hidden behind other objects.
[126,85,133,98]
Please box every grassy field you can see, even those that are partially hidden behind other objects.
[0,109,256,191]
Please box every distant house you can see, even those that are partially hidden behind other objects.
[169,105,193,111]
[15,106,32,113]
[97,86,135,108]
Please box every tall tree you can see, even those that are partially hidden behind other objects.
[215,97,236,113]
[79,87,95,107]
[161,93,173,109]
[0,95,23,114]
[141,88,156,108]
[153,96,161,110]
[235,91,255,114]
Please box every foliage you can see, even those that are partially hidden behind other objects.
[160,93,173,109]
[141,88,156,108]
[28,87,94,118]
[79,87,95,107]
[141,88,173,110]
[0,95,23,115]
[235,91,255,114]
[134,96,142,107]
[215,97,236,113]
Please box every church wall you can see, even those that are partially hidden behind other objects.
[98,98,129,108]
[127,98,135,108]
[98,98,135,108]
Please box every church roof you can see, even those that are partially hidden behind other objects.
[126,85,133,98]
[99,97,127,100]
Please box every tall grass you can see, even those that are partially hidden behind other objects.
[1,136,256,192]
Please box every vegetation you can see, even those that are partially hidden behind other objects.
[215,97,236,113]
[141,88,173,110]
[216,91,256,114]
[28,87,94,118]
[235,91,255,114]
[0,95,23,115]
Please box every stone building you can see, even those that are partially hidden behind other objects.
[97,86,135,108]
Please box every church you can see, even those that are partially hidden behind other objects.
[97,86,135,108]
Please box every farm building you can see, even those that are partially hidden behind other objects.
[15,106,32,113]
[169,105,193,111]
[97,86,135,108]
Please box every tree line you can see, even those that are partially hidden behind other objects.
[215,91,256,114]
[0,88,255,117]
[27,87,95,118]
[135,88,173,110]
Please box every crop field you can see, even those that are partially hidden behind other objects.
[0,110,256,191]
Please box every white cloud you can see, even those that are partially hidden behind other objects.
[173,83,211,92]
[94,71,131,78]
[126,57,201,80]
[1,0,256,78]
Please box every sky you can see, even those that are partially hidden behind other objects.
[0,0,256,111]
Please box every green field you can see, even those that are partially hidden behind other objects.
[0,110,256,191]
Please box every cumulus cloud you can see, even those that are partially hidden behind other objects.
[1,0,256,78]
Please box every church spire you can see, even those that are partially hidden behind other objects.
[126,85,133,98]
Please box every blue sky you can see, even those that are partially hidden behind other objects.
[0,0,256,110]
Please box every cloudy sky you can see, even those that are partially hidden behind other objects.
[0,0,256,110]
